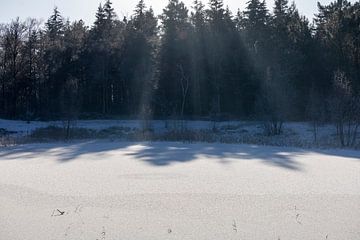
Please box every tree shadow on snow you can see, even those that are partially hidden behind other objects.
[0,141,359,171]
[125,143,306,170]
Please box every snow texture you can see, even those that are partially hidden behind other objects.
[0,141,359,239]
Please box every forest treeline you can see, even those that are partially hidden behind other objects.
[0,0,359,123]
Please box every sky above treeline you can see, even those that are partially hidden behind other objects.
[0,0,353,25]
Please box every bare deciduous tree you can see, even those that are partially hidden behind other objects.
[257,67,289,136]
[307,86,326,143]
[61,77,80,140]
[329,70,360,147]
[177,64,189,131]
[177,64,189,119]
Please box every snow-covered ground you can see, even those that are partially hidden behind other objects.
[0,118,343,148]
[0,141,359,240]
[0,118,324,135]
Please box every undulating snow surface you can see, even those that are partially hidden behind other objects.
[0,141,359,239]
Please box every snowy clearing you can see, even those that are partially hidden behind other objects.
[0,141,359,240]
[0,118,347,149]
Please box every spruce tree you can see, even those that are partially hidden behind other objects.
[207,0,225,25]
[46,7,64,39]
[189,0,208,115]
[44,7,66,117]
[84,0,124,114]
[118,0,158,115]
[103,0,116,22]
[244,0,268,28]
[274,0,289,19]
[94,4,105,27]
[242,0,269,55]
[157,0,192,117]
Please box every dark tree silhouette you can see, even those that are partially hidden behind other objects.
[0,0,359,128]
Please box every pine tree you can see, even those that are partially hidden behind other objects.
[206,0,226,116]
[103,0,116,21]
[134,0,146,17]
[244,0,268,28]
[94,4,106,27]
[46,7,64,39]
[274,0,289,19]
[132,0,157,34]
[314,0,360,94]
[192,0,205,24]
[43,8,66,117]
[207,0,225,25]
[84,0,125,114]
[156,0,192,117]
[190,0,208,115]
[1,0,360,122]
[117,0,158,115]
[133,0,145,31]
[242,0,269,56]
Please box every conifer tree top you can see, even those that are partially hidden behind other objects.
[46,7,64,36]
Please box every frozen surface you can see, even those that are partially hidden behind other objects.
[0,141,359,240]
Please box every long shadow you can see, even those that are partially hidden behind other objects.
[0,141,359,171]
[125,143,305,170]
[0,141,135,162]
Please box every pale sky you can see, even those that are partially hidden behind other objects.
[0,0,352,25]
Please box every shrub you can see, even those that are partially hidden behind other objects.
[30,126,95,140]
